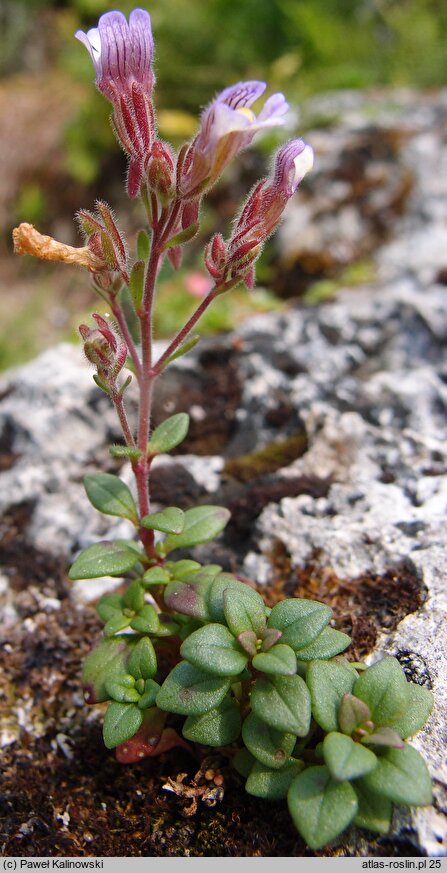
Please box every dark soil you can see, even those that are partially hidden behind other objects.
[0,499,427,857]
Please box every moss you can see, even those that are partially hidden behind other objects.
[223,432,308,483]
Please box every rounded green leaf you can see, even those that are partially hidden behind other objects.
[104,612,132,637]
[104,675,140,704]
[323,732,378,781]
[232,748,256,778]
[142,566,171,586]
[167,559,202,580]
[84,473,138,524]
[148,413,190,455]
[96,592,123,622]
[252,644,297,676]
[180,624,248,677]
[251,674,311,736]
[182,696,241,745]
[206,573,253,623]
[129,604,160,634]
[287,765,358,850]
[69,540,141,580]
[103,702,143,749]
[353,656,410,726]
[353,782,393,835]
[242,712,297,769]
[129,259,145,310]
[361,744,432,806]
[82,637,134,704]
[156,661,231,715]
[137,679,161,710]
[164,574,215,621]
[268,599,332,649]
[391,682,433,738]
[246,759,304,801]
[223,587,266,636]
[123,579,145,612]
[127,637,157,680]
[163,505,230,553]
[141,507,185,534]
[295,627,351,660]
[307,659,358,732]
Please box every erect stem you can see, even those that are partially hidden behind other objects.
[152,285,221,374]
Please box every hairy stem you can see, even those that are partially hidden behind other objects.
[111,388,136,447]
[152,286,220,374]
[111,302,143,382]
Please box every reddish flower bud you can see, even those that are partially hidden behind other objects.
[147,140,175,199]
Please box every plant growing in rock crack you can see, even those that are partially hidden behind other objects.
[13,7,434,851]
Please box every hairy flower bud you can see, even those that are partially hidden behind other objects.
[147,140,175,200]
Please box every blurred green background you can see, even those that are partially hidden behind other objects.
[1,0,447,369]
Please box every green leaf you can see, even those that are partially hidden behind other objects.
[123,579,145,612]
[129,259,145,310]
[92,373,111,395]
[207,574,256,624]
[323,732,378,781]
[142,566,171,586]
[232,748,256,778]
[162,221,199,250]
[287,766,358,850]
[251,674,311,736]
[152,615,180,637]
[182,695,241,746]
[295,627,351,660]
[223,587,266,637]
[161,334,200,368]
[137,678,161,710]
[96,592,123,622]
[103,702,143,749]
[353,782,393,835]
[104,674,140,703]
[237,630,258,657]
[69,540,140,580]
[267,599,332,649]
[156,661,231,715]
[141,507,185,534]
[392,682,433,739]
[259,628,283,652]
[307,659,358,733]
[252,644,297,676]
[127,637,157,680]
[246,759,304,801]
[164,573,215,621]
[104,612,132,637]
[163,505,230,553]
[167,559,202,580]
[361,726,404,749]
[82,638,134,704]
[129,604,160,634]
[242,712,297,769]
[180,624,248,677]
[147,413,190,455]
[361,744,432,806]
[84,473,139,524]
[353,656,410,726]
[109,444,143,462]
[338,693,372,736]
[137,228,150,260]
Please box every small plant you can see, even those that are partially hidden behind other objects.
[13,8,433,851]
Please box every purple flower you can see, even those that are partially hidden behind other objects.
[181,81,289,196]
[76,9,156,198]
[76,9,154,103]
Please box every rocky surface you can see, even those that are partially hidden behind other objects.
[1,90,447,856]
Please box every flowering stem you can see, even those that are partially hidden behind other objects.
[111,302,143,382]
[152,285,221,374]
[111,388,136,448]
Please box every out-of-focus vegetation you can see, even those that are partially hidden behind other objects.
[1,0,447,368]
